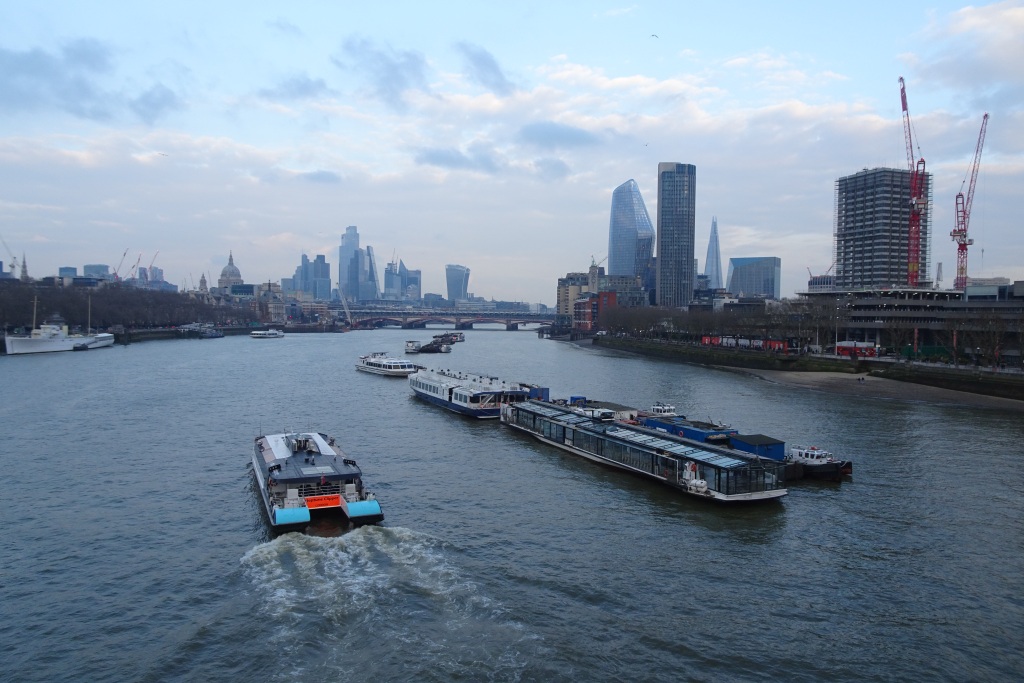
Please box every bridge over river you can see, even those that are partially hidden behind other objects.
[342,307,555,330]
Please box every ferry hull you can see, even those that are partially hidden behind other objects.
[411,387,500,418]
[5,334,103,354]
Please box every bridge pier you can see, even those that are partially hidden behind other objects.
[402,321,427,329]
[506,323,519,331]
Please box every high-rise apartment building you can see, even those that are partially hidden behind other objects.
[655,163,697,308]
[445,264,470,301]
[607,179,655,279]
[834,167,932,290]
[726,257,781,299]
[704,217,723,290]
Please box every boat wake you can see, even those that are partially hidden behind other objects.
[241,526,541,679]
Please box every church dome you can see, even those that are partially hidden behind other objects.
[220,252,241,280]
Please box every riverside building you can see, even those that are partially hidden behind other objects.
[655,163,697,309]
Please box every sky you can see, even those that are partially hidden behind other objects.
[1,1,1022,305]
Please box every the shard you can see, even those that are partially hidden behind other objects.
[704,216,723,290]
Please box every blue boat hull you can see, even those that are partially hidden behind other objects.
[412,388,500,418]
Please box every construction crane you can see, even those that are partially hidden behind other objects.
[128,253,142,280]
[146,251,160,282]
[0,234,19,276]
[113,248,130,281]
[899,76,927,287]
[950,113,989,291]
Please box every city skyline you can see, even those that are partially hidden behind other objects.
[2,2,1022,305]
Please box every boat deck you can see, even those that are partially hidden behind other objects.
[254,432,363,484]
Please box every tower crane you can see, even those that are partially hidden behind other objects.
[899,76,927,287]
[146,251,160,282]
[0,234,19,275]
[113,248,129,281]
[951,113,989,291]
[128,253,142,280]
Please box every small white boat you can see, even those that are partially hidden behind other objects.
[252,431,383,532]
[356,352,420,377]
[647,402,678,417]
[785,445,853,481]
[250,329,285,339]
[405,340,421,353]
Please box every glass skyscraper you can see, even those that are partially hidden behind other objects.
[655,162,697,308]
[607,179,654,278]
[726,257,781,299]
[445,264,470,301]
[704,216,723,290]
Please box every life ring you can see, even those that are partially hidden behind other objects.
[690,462,697,473]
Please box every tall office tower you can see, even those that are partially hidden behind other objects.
[360,246,380,300]
[607,179,655,278]
[726,257,781,299]
[655,162,697,308]
[339,226,359,300]
[834,167,931,290]
[445,264,470,301]
[704,217,723,290]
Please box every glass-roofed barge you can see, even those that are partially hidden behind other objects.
[501,401,787,503]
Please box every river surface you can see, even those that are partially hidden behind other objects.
[2,328,1022,682]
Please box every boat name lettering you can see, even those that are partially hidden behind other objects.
[305,495,341,509]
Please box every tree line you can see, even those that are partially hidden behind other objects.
[0,283,259,332]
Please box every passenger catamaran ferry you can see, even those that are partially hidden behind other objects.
[501,400,787,503]
[251,431,383,532]
[409,368,533,418]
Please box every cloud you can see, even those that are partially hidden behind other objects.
[517,121,601,149]
[335,37,429,110]
[267,18,303,37]
[258,74,332,101]
[414,142,502,173]
[918,1,1024,109]
[298,170,341,183]
[454,42,514,96]
[129,83,183,124]
[0,39,115,120]
[532,157,571,180]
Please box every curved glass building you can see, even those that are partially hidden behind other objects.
[607,179,655,278]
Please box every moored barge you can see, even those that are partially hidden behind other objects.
[502,400,787,503]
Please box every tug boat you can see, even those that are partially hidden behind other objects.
[251,431,383,532]
[785,445,853,481]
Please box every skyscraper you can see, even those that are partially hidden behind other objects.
[445,264,470,301]
[607,179,655,278]
[834,167,932,289]
[339,226,359,300]
[655,162,697,308]
[726,257,781,299]
[704,216,723,290]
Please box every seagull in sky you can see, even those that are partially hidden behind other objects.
[651,34,658,38]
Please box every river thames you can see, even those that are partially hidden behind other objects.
[2,328,1022,682]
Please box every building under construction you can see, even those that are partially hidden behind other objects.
[833,167,933,291]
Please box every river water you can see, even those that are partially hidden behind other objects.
[2,328,1022,682]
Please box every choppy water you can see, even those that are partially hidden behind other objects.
[2,329,1022,681]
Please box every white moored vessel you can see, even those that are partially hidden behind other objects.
[250,329,285,339]
[356,352,420,376]
[409,368,533,418]
[4,301,114,355]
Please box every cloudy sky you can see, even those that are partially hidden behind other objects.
[2,1,1021,304]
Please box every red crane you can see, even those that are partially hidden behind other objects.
[951,113,989,290]
[899,76,927,287]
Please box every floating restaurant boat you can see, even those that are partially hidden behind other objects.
[250,329,285,339]
[785,445,853,481]
[251,431,383,532]
[501,400,788,503]
[356,351,420,377]
[409,368,535,418]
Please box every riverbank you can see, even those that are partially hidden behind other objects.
[734,368,1024,412]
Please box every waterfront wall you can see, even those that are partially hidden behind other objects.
[593,336,1024,401]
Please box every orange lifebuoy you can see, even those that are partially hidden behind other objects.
[690,462,697,473]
